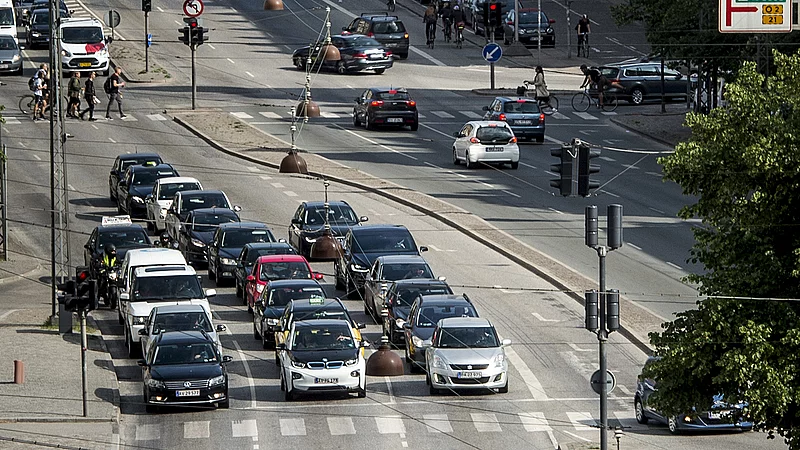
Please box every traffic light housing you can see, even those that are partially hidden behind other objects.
[491,1,504,28]
[550,143,577,196]
[482,2,492,30]
[179,26,190,45]
[142,0,151,13]
[577,141,601,197]
[75,267,91,299]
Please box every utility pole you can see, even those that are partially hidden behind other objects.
[537,0,542,65]
[566,0,573,58]
[0,143,7,261]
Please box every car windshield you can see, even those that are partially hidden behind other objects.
[292,324,355,350]
[62,26,104,44]
[222,229,274,247]
[438,327,499,348]
[98,230,149,250]
[353,231,415,253]
[268,287,325,307]
[260,261,311,280]
[153,343,217,365]
[191,214,238,232]
[519,11,547,23]
[246,247,296,265]
[32,10,67,24]
[183,194,229,212]
[416,304,477,328]
[131,170,175,186]
[476,126,513,140]
[159,182,201,200]
[376,91,410,101]
[372,21,405,33]
[153,312,213,333]
[503,101,540,113]
[132,275,204,301]
[0,36,17,50]
[348,36,382,47]
[384,264,433,281]
[294,308,347,322]
[304,205,359,226]
[121,158,162,171]
[393,286,452,307]
[0,8,13,26]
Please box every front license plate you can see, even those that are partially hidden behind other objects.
[708,410,729,419]
[387,118,402,123]
[315,378,338,384]
[515,120,532,125]
[385,43,398,47]
[78,62,91,67]
[457,371,482,379]
[175,389,200,397]
[484,146,503,152]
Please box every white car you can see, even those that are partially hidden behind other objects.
[138,304,225,357]
[425,317,511,395]
[145,177,202,233]
[452,120,519,169]
[117,248,187,325]
[278,319,368,401]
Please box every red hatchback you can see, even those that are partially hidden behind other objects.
[245,255,323,312]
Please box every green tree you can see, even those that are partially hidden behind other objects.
[651,51,800,447]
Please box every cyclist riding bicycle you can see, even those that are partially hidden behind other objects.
[424,5,438,46]
[580,64,622,108]
[576,14,590,56]
[452,5,465,42]
[440,2,453,41]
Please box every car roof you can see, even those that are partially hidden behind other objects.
[369,87,409,94]
[127,163,174,173]
[96,223,147,233]
[124,247,184,261]
[118,152,161,161]
[152,304,208,315]
[190,207,239,217]
[360,14,400,22]
[256,254,307,264]
[156,176,199,185]
[133,264,196,277]
[301,200,351,208]
[417,294,472,305]
[494,96,536,103]
[438,317,491,328]
[267,279,322,290]
[293,318,351,328]
[244,242,294,250]
[466,120,512,127]
[392,278,449,288]
[180,189,224,197]
[289,297,345,311]
[377,255,428,264]
[155,330,212,345]
[218,222,269,230]
[351,224,409,234]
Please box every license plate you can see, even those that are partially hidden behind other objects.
[708,411,729,419]
[457,371,482,379]
[387,118,402,123]
[369,54,381,59]
[386,43,398,47]
[484,146,503,152]
[175,389,200,397]
[78,62,91,67]
[315,378,338,384]
[515,120,532,125]
[0,64,7,69]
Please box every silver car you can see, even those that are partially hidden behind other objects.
[138,304,226,357]
[0,34,22,74]
[425,317,510,395]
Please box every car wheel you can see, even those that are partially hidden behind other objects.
[497,381,509,393]
[465,152,476,169]
[285,381,295,401]
[275,351,280,366]
[336,61,347,75]
[397,52,408,59]
[145,215,153,232]
[365,113,375,131]
[280,371,286,391]
[510,161,519,170]
[117,201,124,214]
[410,120,418,131]
[118,309,123,325]
[262,328,270,349]
[352,110,361,127]
[453,148,460,165]
[634,398,649,424]
[631,87,645,105]
[253,323,260,340]
[218,398,229,409]
[357,387,366,398]
[346,274,359,300]
[374,68,385,75]
[404,344,412,363]
[425,372,431,385]
[668,416,680,434]
[536,136,544,143]
[208,265,216,284]
[429,383,440,395]
[126,329,138,358]
[144,390,158,413]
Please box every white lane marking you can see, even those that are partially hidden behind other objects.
[227,58,235,64]
[519,412,551,432]
[478,180,494,188]
[147,114,167,121]
[502,190,520,198]
[284,191,298,197]
[573,112,597,120]
[259,111,281,119]
[246,166,260,172]
[552,111,570,120]
[617,385,633,396]
[67,184,75,191]
[446,170,468,179]
[270,182,285,188]
[32,154,41,160]
[4,117,20,124]
[320,111,340,118]
[547,207,564,215]
[645,171,661,176]
[667,262,682,270]
[601,111,617,116]
[532,312,559,322]
[108,138,116,143]
[174,20,183,25]
[184,421,210,439]
[604,191,620,198]
[649,207,666,214]
[471,413,501,432]
[232,419,258,437]
[544,135,561,144]
[627,243,641,250]
[461,111,483,119]
[231,112,253,119]
[334,125,417,160]
[259,175,272,180]
[280,418,306,436]
[156,6,163,11]
[327,417,356,435]
[430,110,455,118]
[376,416,405,434]
[520,162,537,169]
[207,44,216,50]
[245,71,254,78]
[505,347,548,400]
[231,340,257,408]
[568,343,593,352]
[562,430,592,442]
[0,309,18,321]
[135,424,160,440]
[423,414,452,433]
[385,376,396,404]
[408,45,446,66]
[566,412,596,432]
[17,142,26,148]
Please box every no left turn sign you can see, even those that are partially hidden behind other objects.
[183,0,204,17]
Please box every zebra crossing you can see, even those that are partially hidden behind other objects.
[228,108,616,123]
[5,113,165,125]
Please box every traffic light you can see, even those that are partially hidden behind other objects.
[550,143,577,196]
[491,1,504,28]
[605,289,620,332]
[75,266,91,299]
[577,141,601,197]
[482,2,492,30]
[179,26,190,45]
[196,25,208,45]
[142,0,151,13]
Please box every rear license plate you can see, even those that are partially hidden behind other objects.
[385,43,398,47]
[484,147,503,152]
[315,378,338,384]
[369,54,382,59]
[457,371,482,379]
[0,64,7,69]
[78,62,91,67]
[515,120,532,125]
[387,118,402,123]
[175,389,200,397]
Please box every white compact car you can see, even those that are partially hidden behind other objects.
[425,317,511,395]
[145,177,202,233]
[452,120,519,169]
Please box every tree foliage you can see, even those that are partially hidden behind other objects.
[651,51,800,447]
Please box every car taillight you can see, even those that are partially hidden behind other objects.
[498,113,506,121]
[469,137,480,143]
[370,100,384,107]
[367,32,374,37]
[353,53,368,58]
[509,137,517,143]
[408,100,416,107]
[539,113,545,123]
[385,50,392,56]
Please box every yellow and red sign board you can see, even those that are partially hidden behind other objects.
[719,0,792,32]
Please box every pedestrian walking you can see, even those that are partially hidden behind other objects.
[105,67,126,120]
[79,71,97,121]
[67,71,82,118]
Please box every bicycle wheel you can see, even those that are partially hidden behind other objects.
[571,93,591,112]
[602,93,618,112]
[541,95,558,115]
[19,95,34,115]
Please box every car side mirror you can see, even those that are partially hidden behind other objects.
[138,329,148,336]
[233,205,242,212]
[145,194,153,201]
[205,288,217,297]
[403,322,411,330]
[19,44,26,50]
[419,246,428,252]
[291,218,302,225]
[438,276,447,282]
[246,275,255,282]
[342,26,348,31]
[452,132,460,137]
[136,359,147,367]
[361,339,371,348]
[84,243,91,249]
[359,216,368,222]
[105,36,113,44]
[278,238,287,243]
[254,300,263,309]
[482,106,489,111]
[313,273,324,280]
[502,338,512,346]
[119,293,130,301]
[356,322,366,330]
[222,355,233,363]
[216,324,227,332]
[236,262,243,268]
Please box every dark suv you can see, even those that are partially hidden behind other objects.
[593,62,688,105]
[353,87,419,131]
[343,13,409,59]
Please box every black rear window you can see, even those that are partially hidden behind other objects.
[476,126,513,140]
[376,91,410,101]
[246,246,297,264]
[353,230,416,253]
[503,101,540,113]
[372,21,405,33]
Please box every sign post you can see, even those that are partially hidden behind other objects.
[482,43,502,90]
[719,0,791,32]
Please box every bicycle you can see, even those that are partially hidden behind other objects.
[521,81,558,115]
[577,32,589,57]
[571,86,618,112]
[443,19,452,43]
[454,21,464,49]
[387,0,395,12]
[19,93,68,117]
[426,21,436,48]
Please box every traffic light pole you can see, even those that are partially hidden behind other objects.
[191,43,196,110]
[80,308,88,417]
[598,244,608,450]
[144,11,149,73]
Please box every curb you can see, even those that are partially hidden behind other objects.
[85,314,121,425]
[609,116,680,148]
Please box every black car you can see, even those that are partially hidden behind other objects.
[165,190,238,243]
[117,164,179,218]
[138,330,233,412]
[234,242,297,299]
[403,294,477,371]
[253,279,325,349]
[207,222,276,285]
[288,200,366,258]
[343,13,409,59]
[593,62,688,105]
[24,8,69,48]
[382,279,452,344]
[467,0,513,37]
[353,87,418,131]
[84,222,151,274]
[108,153,162,202]
[502,9,555,47]
[292,34,393,75]
[335,224,427,300]
[177,208,240,265]
[482,97,545,142]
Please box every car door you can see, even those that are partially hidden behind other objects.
[661,67,685,95]
[274,308,293,353]
[246,259,261,303]
[338,231,353,282]
[364,259,381,313]
[235,246,248,286]
[208,228,221,267]
[357,89,371,122]
[84,229,98,266]
[177,211,192,254]
[109,156,121,196]
[455,124,471,158]
[637,64,662,97]
[145,181,159,222]
[404,301,419,346]
[165,193,181,240]
[288,204,305,251]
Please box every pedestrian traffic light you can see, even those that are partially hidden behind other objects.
[577,140,601,197]
[142,0,151,13]
[491,2,504,28]
[550,143,577,196]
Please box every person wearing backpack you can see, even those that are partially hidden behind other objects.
[31,70,47,121]
[79,71,97,121]
[67,72,82,118]
[104,66,126,120]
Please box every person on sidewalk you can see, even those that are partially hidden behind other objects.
[67,71,82,118]
[79,71,97,121]
[105,67,126,120]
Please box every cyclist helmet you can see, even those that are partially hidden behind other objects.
[582,14,588,19]
[105,244,117,258]
[580,64,588,71]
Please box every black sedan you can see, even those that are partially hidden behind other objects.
[234,242,297,299]
[117,163,178,218]
[353,87,418,131]
[177,208,240,266]
[108,153,162,202]
[207,222,276,286]
[382,279,452,344]
[292,34,393,75]
[288,200,366,259]
[24,8,68,48]
[252,279,325,349]
[503,9,555,47]
[138,330,232,412]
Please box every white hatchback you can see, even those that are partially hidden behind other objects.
[452,121,519,169]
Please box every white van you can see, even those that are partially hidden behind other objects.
[0,0,17,41]
[59,17,110,76]
[117,248,187,325]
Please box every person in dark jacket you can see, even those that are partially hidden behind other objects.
[79,71,97,121]
[67,72,82,118]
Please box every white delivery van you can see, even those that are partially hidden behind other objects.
[0,0,16,41]
[59,17,109,76]
[118,248,187,325]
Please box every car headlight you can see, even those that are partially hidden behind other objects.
[345,358,358,366]
[32,32,41,38]
[132,316,147,325]
[290,359,306,369]
[255,284,265,293]
[304,236,317,243]
[191,238,206,248]
[546,27,554,34]
[412,336,424,348]
[146,378,164,388]
[266,318,279,326]
[220,258,236,266]
[131,196,144,204]
[494,353,506,368]
[12,54,20,63]
[432,354,447,369]
[350,263,368,272]
[208,375,226,386]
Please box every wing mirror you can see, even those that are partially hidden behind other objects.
[222,355,233,363]
[145,194,153,201]
[403,322,412,330]
[277,343,286,350]
[361,339,371,348]
[291,218,302,225]
[452,132,461,137]
[437,276,447,282]
[119,293,130,301]
[138,329,148,336]
[501,338,512,346]
[549,19,555,24]
[205,288,217,297]
[246,275,255,282]
[233,205,242,212]
[482,105,489,111]
[216,324,227,332]
[136,359,147,367]
[356,322,366,330]
[419,246,428,252]
[359,216,368,222]
[313,272,324,280]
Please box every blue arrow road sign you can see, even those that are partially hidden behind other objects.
[482,43,502,63]
[147,33,152,47]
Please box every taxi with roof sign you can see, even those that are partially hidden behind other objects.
[84,217,151,270]
[353,87,418,131]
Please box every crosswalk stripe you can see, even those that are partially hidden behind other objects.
[147,114,167,121]
[231,112,253,119]
[601,111,618,116]
[551,111,570,120]
[280,418,306,436]
[3,117,20,124]
[572,112,597,120]
[121,115,138,121]
[519,412,551,432]
[259,111,282,119]
[375,417,405,434]
[320,111,340,118]
[430,110,455,118]
[327,417,356,435]
[184,421,210,438]
[135,424,160,441]
[566,412,596,432]
[232,419,258,437]
[471,413,501,432]
[423,414,453,433]
[461,111,483,119]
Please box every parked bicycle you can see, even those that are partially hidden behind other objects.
[571,86,618,112]
[521,81,558,115]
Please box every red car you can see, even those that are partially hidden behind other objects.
[245,254,323,312]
